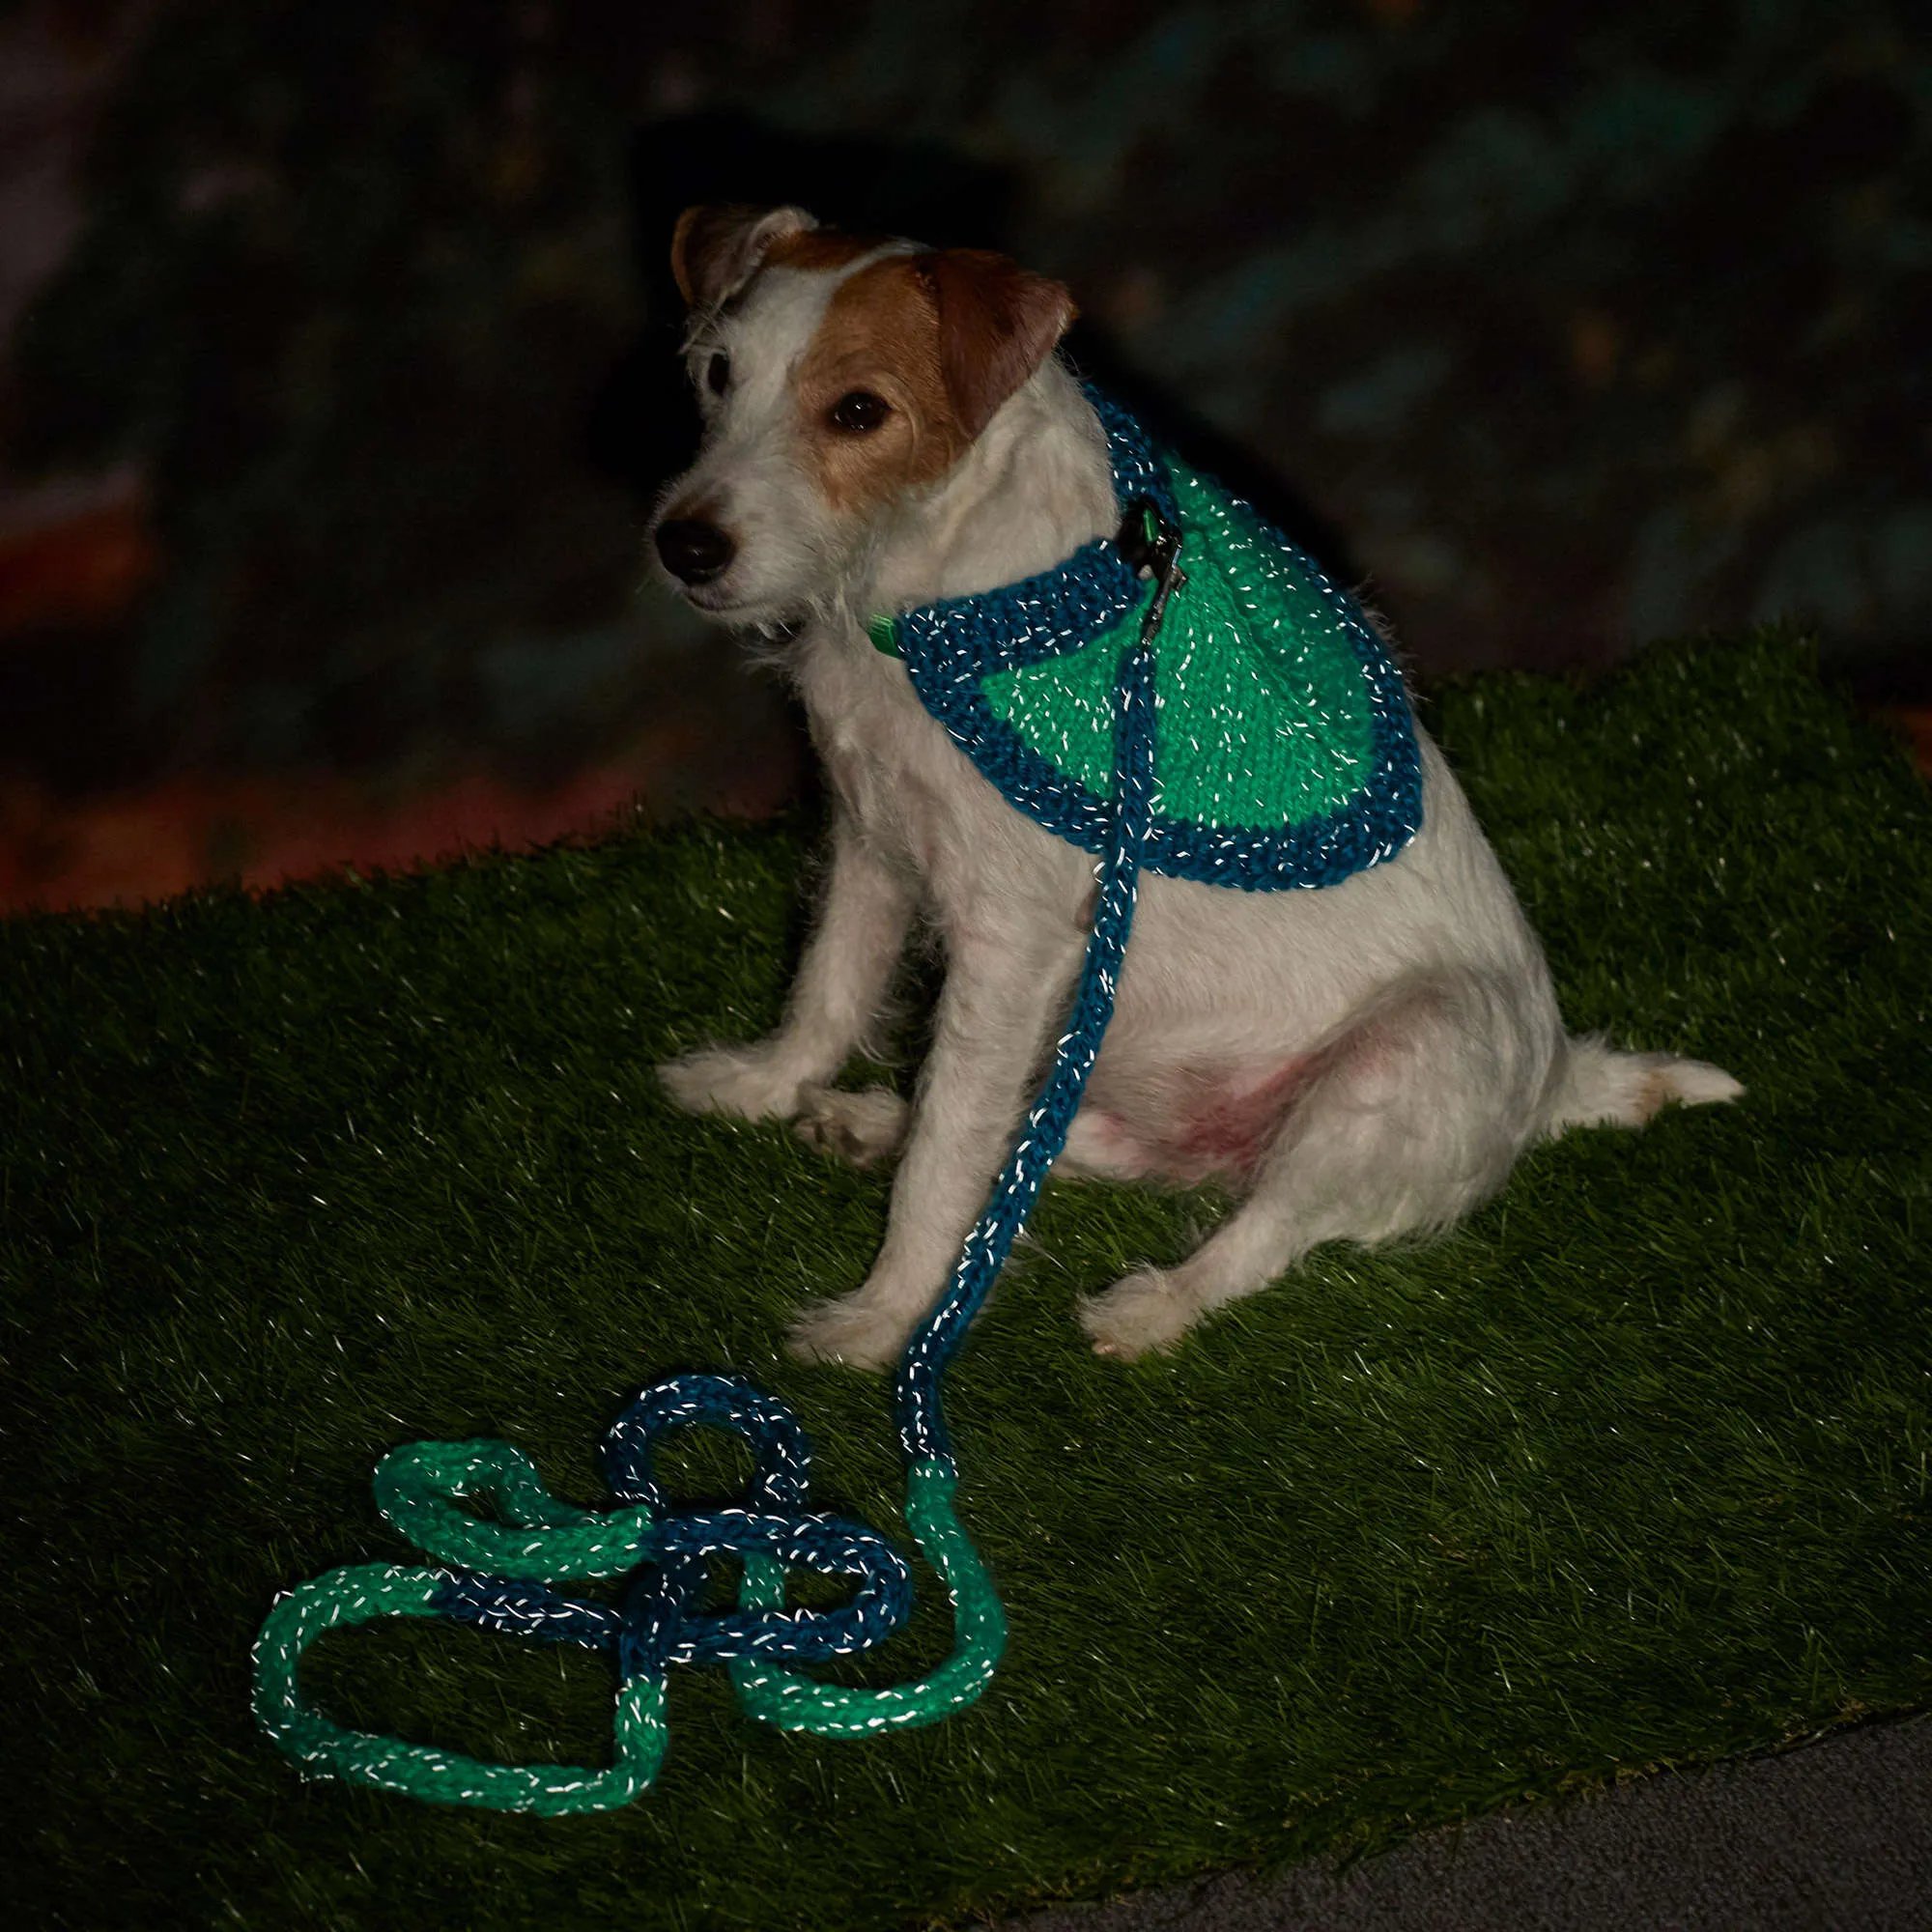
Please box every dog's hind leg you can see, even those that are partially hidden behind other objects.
[659,810,916,1122]
[1078,969,1555,1358]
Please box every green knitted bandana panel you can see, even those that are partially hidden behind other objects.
[976,459,1378,827]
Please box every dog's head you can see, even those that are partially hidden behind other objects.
[649,205,1075,629]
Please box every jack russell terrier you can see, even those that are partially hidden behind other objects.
[649,203,1740,1370]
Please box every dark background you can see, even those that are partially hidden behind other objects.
[1,0,1925,908]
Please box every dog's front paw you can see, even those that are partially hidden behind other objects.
[1078,1267,1200,1359]
[657,1043,803,1122]
[784,1291,916,1372]
[793,1086,910,1166]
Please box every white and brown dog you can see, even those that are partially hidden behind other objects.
[650,203,1740,1369]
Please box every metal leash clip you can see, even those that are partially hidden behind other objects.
[1115,495,1188,641]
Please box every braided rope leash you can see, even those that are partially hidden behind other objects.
[250,519,1173,1813]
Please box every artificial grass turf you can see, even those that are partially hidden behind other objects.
[4,630,1929,1928]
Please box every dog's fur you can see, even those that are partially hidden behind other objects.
[649,205,1741,1368]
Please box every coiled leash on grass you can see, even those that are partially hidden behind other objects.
[253,393,1420,1811]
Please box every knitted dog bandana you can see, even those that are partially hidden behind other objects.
[870,387,1423,891]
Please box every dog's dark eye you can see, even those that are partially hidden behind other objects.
[828,390,890,434]
[705,352,729,397]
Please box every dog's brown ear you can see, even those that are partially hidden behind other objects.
[917,250,1077,440]
[670,204,817,309]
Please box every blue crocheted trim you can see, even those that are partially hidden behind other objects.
[886,385,1422,892]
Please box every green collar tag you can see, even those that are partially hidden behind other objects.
[867,613,900,657]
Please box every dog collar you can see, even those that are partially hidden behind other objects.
[867,386,1423,891]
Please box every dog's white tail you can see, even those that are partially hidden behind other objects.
[1548,1034,1744,1132]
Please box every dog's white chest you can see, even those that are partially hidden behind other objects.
[801,626,1090,916]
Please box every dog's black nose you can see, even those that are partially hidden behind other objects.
[655,517,736,586]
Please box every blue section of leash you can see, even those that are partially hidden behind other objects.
[430,1372,916,1680]
[895,621,1162,1467]
[424,607,1165,1703]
